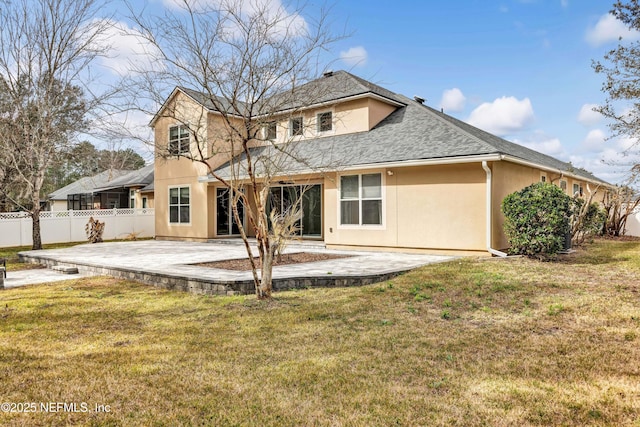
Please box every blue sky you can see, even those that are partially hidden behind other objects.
[322,0,638,184]
[105,0,638,183]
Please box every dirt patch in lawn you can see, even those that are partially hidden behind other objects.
[196,252,351,271]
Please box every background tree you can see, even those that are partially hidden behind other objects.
[128,0,343,298]
[42,141,146,195]
[602,166,640,236]
[593,0,640,159]
[0,0,112,249]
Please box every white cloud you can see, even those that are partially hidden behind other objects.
[93,20,160,76]
[515,135,565,157]
[577,103,602,126]
[162,0,308,39]
[585,13,640,47]
[467,96,534,136]
[439,88,466,113]
[340,46,368,67]
[582,129,607,152]
[560,0,568,8]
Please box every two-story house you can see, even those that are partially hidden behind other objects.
[151,70,609,255]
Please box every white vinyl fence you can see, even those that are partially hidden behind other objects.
[0,209,155,248]
[625,208,640,237]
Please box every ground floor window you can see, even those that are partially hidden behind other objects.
[67,193,94,210]
[216,187,244,235]
[142,197,148,208]
[169,186,190,223]
[340,173,382,226]
[268,184,322,237]
[130,189,136,208]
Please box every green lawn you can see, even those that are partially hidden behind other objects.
[1,239,639,426]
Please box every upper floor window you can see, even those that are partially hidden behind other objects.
[340,173,382,226]
[290,117,303,137]
[540,174,547,183]
[169,186,190,224]
[317,111,332,133]
[169,125,190,155]
[263,121,277,140]
[573,183,583,197]
[560,180,567,192]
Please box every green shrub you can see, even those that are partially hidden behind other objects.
[502,182,571,256]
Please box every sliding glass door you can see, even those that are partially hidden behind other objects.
[268,184,322,238]
[216,188,244,236]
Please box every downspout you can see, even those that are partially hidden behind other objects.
[482,161,508,257]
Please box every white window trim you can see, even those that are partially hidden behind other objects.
[168,124,191,155]
[559,180,568,193]
[289,116,304,138]
[168,184,191,225]
[129,189,136,209]
[262,121,278,141]
[316,109,335,135]
[337,171,386,230]
[540,172,547,183]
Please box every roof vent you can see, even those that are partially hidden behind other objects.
[413,95,425,104]
[323,70,334,77]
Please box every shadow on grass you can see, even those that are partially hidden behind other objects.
[558,240,640,266]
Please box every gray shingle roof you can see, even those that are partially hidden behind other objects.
[212,90,608,185]
[93,164,154,192]
[163,70,603,185]
[48,170,134,200]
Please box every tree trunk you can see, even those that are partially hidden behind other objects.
[31,206,42,250]
[257,247,274,299]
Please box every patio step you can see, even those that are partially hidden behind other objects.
[207,238,326,250]
[51,265,79,274]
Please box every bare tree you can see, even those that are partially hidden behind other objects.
[603,167,640,236]
[0,0,112,249]
[128,0,343,298]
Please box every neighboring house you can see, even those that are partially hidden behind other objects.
[151,70,609,255]
[48,164,154,211]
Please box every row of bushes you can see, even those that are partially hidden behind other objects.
[502,182,607,257]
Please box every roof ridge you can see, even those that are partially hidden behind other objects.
[408,101,498,154]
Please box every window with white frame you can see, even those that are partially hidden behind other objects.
[129,189,136,208]
[317,111,332,133]
[290,117,303,136]
[263,121,277,140]
[540,173,547,183]
[560,180,567,192]
[169,186,190,223]
[573,183,583,197]
[340,173,382,225]
[168,125,190,155]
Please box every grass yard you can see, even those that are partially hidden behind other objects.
[1,239,639,426]
[1,242,84,271]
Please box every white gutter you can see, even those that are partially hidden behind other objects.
[341,154,503,171]
[500,154,609,187]
[482,161,508,257]
[197,154,504,183]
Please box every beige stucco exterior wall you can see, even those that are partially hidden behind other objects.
[50,200,67,211]
[263,97,399,144]
[324,163,487,252]
[491,161,598,249]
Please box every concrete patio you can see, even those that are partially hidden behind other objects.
[16,240,456,295]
